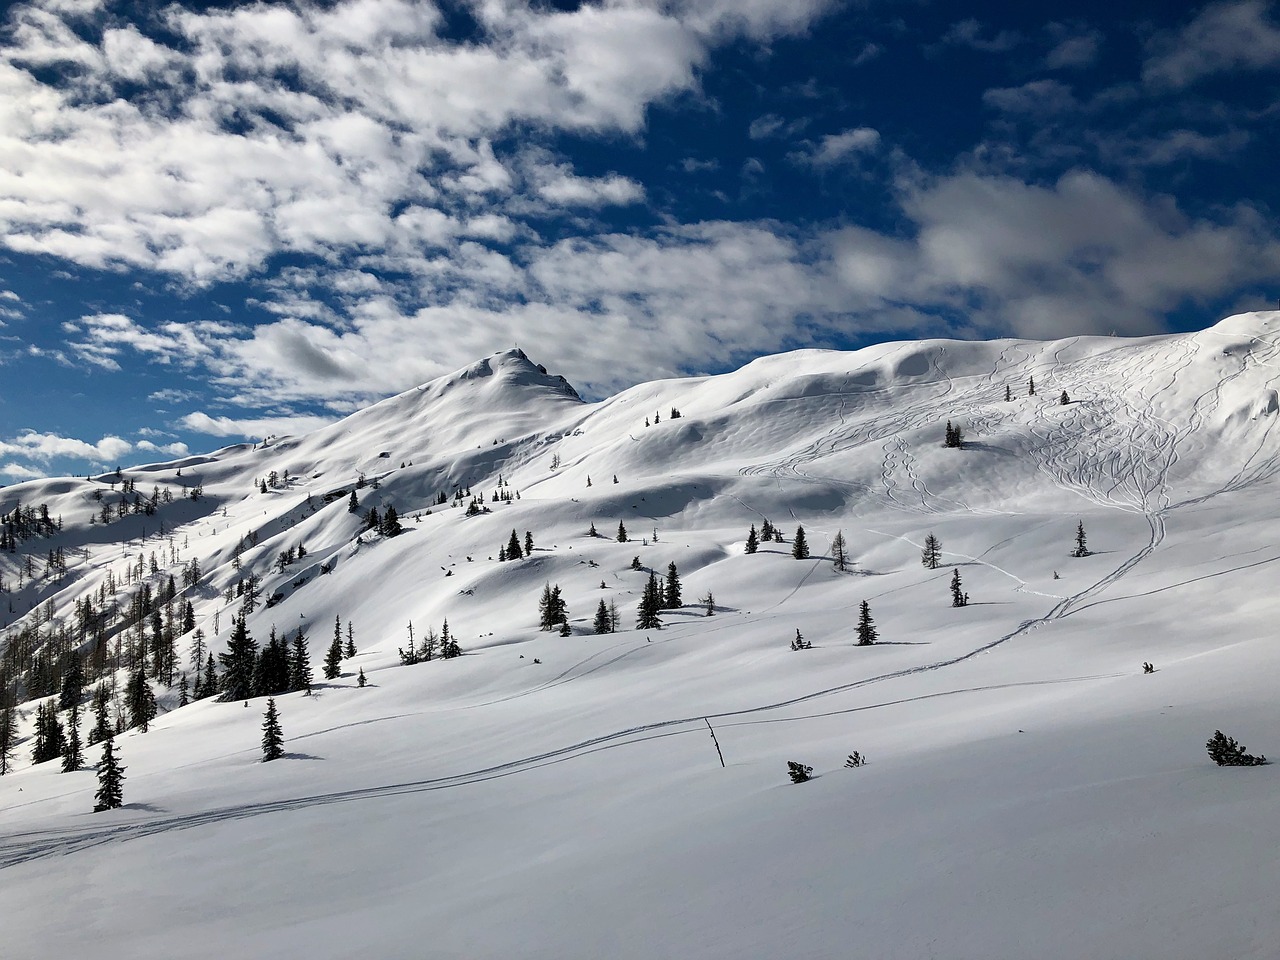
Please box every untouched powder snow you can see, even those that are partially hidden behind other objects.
[2,322,1279,959]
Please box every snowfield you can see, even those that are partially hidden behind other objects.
[2,318,1279,959]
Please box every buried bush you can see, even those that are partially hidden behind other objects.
[1206,730,1267,766]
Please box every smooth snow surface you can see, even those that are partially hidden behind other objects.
[3,326,1279,959]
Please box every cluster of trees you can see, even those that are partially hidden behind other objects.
[498,529,534,561]
[218,616,320,701]
[398,619,461,665]
[1,501,60,547]
[944,420,964,449]
[362,505,403,538]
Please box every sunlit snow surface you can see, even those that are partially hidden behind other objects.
[3,321,1279,959]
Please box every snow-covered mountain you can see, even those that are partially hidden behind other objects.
[3,318,1279,959]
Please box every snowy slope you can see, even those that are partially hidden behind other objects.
[2,319,1280,959]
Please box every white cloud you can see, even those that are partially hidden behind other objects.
[1045,25,1101,70]
[179,411,335,439]
[0,430,133,463]
[794,127,881,167]
[940,19,1022,54]
[1143,0,1280,88]
[0,463,44,480]
[983,80,1078,116]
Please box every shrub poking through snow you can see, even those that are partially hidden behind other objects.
[787,761,813,783]
[1206,730,1267,766]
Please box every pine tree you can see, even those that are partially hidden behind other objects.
[88,683,112,745]
[786,761,813,784]
[921,533,942,569]
[0,700,16,776]
[201,654,218,701]
[347,490,359,513]
[323,635,343,680]
[289,628,313,693]
[93,738,125,811]
[126,662,157,732]
[343,624,356,659]
[944,420,964,448]
[702,592,715,616]
[617,521,628,543]
[177,672,189,707]
[507,529,523,560]
[218,615,258,701]
[588,521,598,537]
[856,600,878,646]
[745,524,758,554]
[761,518,774,541]
[1028,375,1036,396]
[59,650,85,710]
[440,619,462,659]
[558,620,572,636]
[950,568,967,607]
[382,504,402,536]
[1072,520,1089,558]
[637,572,663,629]
[1005,384,1012,401]
[524,531,534,555]
[831,531,848,571]
[261,699,284,762]
[594,599,612,634]
[31,701,65,764]
[61,702,84,772]
[357,667,367,687]
[791,526,809,560]
[663,561,682,609]
[1060,390,1070,405]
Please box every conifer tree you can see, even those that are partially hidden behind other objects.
[1206,730,1267,766]
[538,583,567,630]
[558,620,572,637]
[525,531,534,555]
[177,672,189,707]
[745,524,759,554]
[950,568,967,607]
[218,614,259,701]
[93,738,125,811]
[791,526,810,560]
[1029,375,1036,395]
[507,529,523,560]
[831,531,848,571]
[1060,390,1070,405]
[31,701,65,763]
[382,504,402,536]
[347,490,359,513]
[617,521,628,543]
[637,572,664,629]
[323,634,343,680]
[261,699,284,762]
[664,561,682,609]
[1072,520,1089,558]
[856,601,878,646]
[921,533,942,569]
[61,702,84,772]
[1005,384,1012,401]
[126,662,157,732]
[88,684,112,745]
[440,619,462,659]
[761,518,774,541]
[0,700,16,776]
[201,654,218,701]
[289,628,313,693]
[594,599,612,634]
[345,623,356,658]
[357,668,367,687]
[588,521,598,537]
[59,651,85,710]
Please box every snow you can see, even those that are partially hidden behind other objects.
[2,324,1279,958]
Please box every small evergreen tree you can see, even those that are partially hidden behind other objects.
[382,504,403,536]
[1004,384,1012,401]
[323,634,343,680]
[786,761,813,784]
[637,572,663,629]
[745,524,759,554]
[1206,730,1267,766]
[538,583,568,631]
[944,420,964,448]
[126,662,157,733]
[507,529,523,560]
[88,684,112,745]
[347,490,359,513]
[59,650,85,710]
[921,533,941,569]
[856,600,877,646]
[93,737,126,811]
[594,599,612,634]
[1029,375,1036,395]
[831,531,848,571]
[663,561,682,609]
[791,526,809,560]
[1060,390,1070,405]
[1072,520,1089,558]
[289,628,313,693]
[219,615,258,701]
[0,701,16,776]
[525,531,534,555]
[261,699,284,762]
[177,672,189,707]
[950,568,967,607]
[617,521,628,543]
[357,668,367,687]
[558,620,572,637]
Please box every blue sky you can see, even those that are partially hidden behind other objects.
[2,0,1279,480]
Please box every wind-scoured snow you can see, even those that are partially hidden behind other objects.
[2,321,1279,959]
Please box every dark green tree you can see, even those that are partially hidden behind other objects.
[524,531,534,555]
[1060,390,1070,405]
[347,490,359,513]
[786,761,813,783]
[950,568,967,607]
[93,738,125,811]
[0,700,16,776]
[289,628,313,693]
[637,572,663,629]
[593,599,612,634]
[506,529,523,560]
[357,667,367,687]
[59,650,85,710]
[382,504,402,536]
[177,672,189,707]
[663,561,682,609]
[126,662,157,732]
[218,615,259,701]
[87,683,112,745]
[538,583,567,630]
[343,623,357,659]
[61,702,84,772]
[1072,521,1089,558]
[201,654,217,701]
[261,698,284,762]
[856,600,878,646]
[323,634,343,680]
[791,526,809,560]
[745,524,758,554]
[617,521,628,542]
[31,701,66,764]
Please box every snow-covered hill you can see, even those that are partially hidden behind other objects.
[2,320,1279,959]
